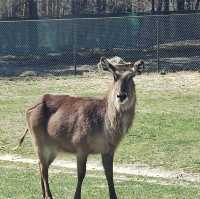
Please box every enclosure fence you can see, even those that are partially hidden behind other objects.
[0,13,200,76]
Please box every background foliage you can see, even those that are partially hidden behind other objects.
[0,0,200,20]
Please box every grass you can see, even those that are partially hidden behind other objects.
[0,72,200,173]
[1,161,200,199]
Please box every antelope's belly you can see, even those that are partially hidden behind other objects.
[87,134,109,154]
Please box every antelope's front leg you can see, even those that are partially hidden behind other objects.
[101,153,117,199]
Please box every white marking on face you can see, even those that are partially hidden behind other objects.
[120,97,128,105]
[115,95,130,111]
[116,96,128,105]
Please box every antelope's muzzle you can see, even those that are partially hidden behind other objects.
[117,93,127,103]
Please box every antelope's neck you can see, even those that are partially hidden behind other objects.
[105,94,136,138]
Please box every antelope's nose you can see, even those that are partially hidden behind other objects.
[117,93,127,102]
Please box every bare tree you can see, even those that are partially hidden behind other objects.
[1,0,200,19]
[157,0,163,13]
[96,0,106,14]
[186,0,192,10]
[195,0,200,10]
[28,0,38,19]
[151,0,155,13]
[177,0,185,11]
[71,0,81,16]
[164,0,170,12]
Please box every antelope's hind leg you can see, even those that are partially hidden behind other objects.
[38,147,57,199]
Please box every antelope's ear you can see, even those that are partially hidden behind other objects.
[131,60,144,76]
[100,57,120,81]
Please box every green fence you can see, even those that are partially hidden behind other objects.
[0,13,200,76]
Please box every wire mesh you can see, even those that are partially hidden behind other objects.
[0,14,200,76]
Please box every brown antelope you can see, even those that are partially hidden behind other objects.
[18,57,144,199]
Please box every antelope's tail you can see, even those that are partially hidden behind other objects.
[13,128,29,151]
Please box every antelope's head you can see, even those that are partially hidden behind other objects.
[100,57,144,111]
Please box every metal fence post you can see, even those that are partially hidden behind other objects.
[156,17,160,73]
[73,20,77,75]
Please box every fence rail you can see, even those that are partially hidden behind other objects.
[0,13,200,76]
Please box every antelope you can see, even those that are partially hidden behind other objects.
[17,57,144,199]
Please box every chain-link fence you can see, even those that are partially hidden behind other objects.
[0,13,200,76]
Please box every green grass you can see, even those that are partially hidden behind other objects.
[1,161,200,199]
[0,72,200,172]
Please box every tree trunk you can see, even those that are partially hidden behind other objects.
[96,0,106,15]
[151,0,155,13]
[157,0,163,13]
[27,0,38,53]
[23,0,26,16]
[56,0,60,17]
[185,0,191,10]
[177,0,185,11]
[96,0,101,14]
[28,0,38,19]
[81,0,88,10]
[46,0,49,16]
[195,0,200,10]
[164,0,169,13]
[71,0,81,16]
[102,0,106,12]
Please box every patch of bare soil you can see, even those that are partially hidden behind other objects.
[1,154,200,184]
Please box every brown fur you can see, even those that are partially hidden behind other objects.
[19,58,144,199]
